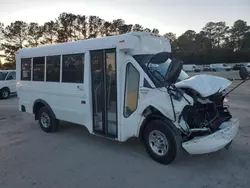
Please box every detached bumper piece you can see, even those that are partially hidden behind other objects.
[182,118,239,154]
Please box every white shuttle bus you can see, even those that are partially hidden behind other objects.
[16,32,240,164]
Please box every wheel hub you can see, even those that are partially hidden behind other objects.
[2,91,8,98]
[149,130,169,156]
[41,112,50,128]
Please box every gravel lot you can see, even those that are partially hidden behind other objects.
[0,74,250,188]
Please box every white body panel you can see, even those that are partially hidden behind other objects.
[0,70,17,93]
[175,74,232,97]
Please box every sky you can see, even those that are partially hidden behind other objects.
[0,0,250,36]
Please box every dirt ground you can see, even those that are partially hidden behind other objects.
[0,75,250,188]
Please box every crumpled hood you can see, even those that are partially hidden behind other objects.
[175,74,232,97]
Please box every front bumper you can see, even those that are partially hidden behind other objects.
[182,118,239,154]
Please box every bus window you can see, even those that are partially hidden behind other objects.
[46,55,60,82]
[62,53,84,83]
[33,57,45,81]
[21,58,31,81]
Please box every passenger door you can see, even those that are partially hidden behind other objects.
[90,49,117,138]
[6,71,17,93]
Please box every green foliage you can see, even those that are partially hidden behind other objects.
[27,22,43,47]
[41,21,58,44]
[0,22,4,43]
[165,20,250,64]
[0,13,250,67]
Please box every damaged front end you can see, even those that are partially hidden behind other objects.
[175,75,240,154]
[145,52,247,155]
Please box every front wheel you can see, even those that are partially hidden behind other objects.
[0,88,10,99]
[143,119,181,165]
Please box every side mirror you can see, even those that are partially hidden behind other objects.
[239,67,249,80]
[149,52,173,64]
[165,59,183,83]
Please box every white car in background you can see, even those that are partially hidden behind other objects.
[0,70,16,99]
[210,64,231,72]
[183,64,201,72]
[247,63,250,72]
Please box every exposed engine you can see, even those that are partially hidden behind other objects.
[180,88,232,137]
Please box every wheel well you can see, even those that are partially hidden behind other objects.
[33,102,45,120]
[0,87,10,92]
[33,100,55,120]
[139,106,166,141]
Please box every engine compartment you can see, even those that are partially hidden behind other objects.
[180,88,232,137]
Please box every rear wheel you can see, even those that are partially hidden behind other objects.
[143,119,181,165]
[0,88,10,99]
[38,106,59,132]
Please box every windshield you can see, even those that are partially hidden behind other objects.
[0,72,8,81]
[133,54,189,85]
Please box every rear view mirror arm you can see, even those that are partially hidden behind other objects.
[223,77,250,98]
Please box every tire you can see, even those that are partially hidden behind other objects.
[0,88,10,99]
[143,119,181,165]
[38,106,59,133]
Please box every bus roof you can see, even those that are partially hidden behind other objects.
[17,32,171,58]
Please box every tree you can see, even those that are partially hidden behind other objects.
[1,21,28,64]
[118,24,132,34]
[152,28,159,34]
[176,30,197,55]
[163,32,176,43]
[230,20,250,51]
[88,16,103,38]
[144,28,151,32]
[27,22,43,47]
[42,21,58,44]
[163,32,177,53]
[101,21,112,36]
[242,32,250,51]
[74,15,87,40]
[2,21,28,48]
[132,24,143,32]
[56,13,77,43]
[202,22,228,50]
[0,22,4,42]
[103,19,132,35]
[195,31,212,53]
[0,14,249,66]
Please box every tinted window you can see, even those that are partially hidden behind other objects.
[62,53,84,83]
[33,57,45,81]
[0,72,8,80]
[6,72,16,80]
[46,56,60,82]
[124,63,140,117]
[21,58,31,80]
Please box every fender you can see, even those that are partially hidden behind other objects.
[139,103,175,121]
[138,112,180,141]
[33,99,56,120]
